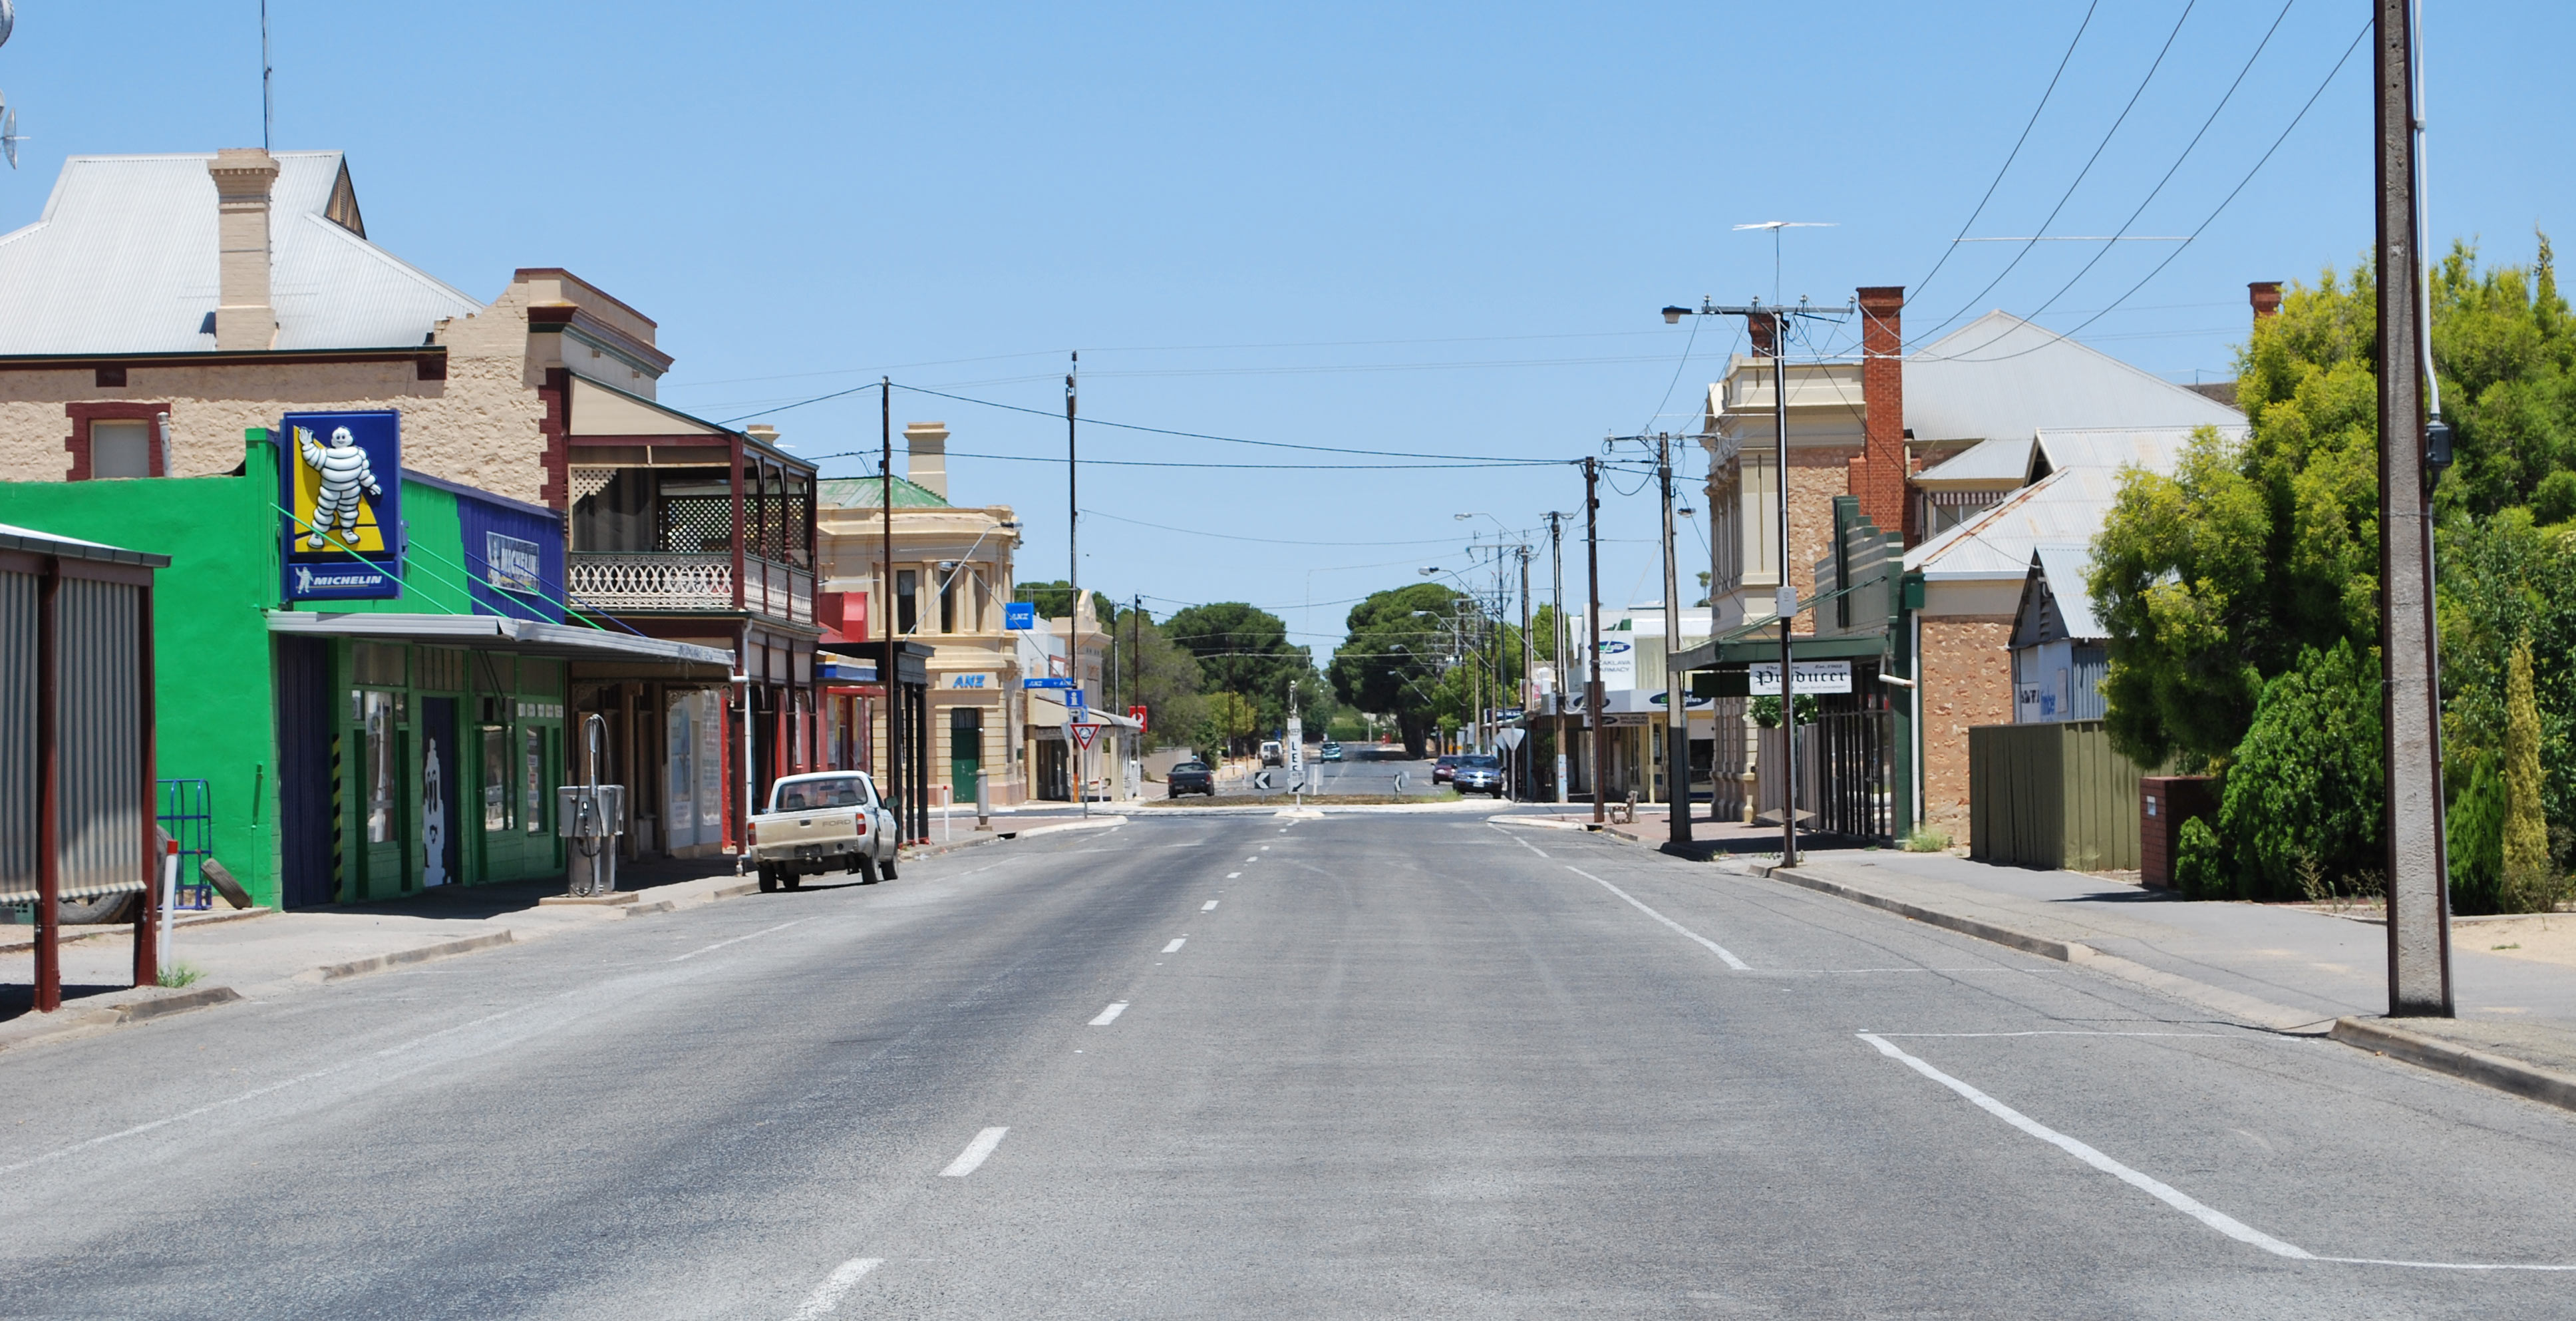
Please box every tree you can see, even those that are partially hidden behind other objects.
[2091,261,2381,769]
[1100,603,1209,754]
[2215,640,2383,900]
[2438,509,2576,874]
[2428,234,2576,519]
[1330,584,1462,757]
[2503,640,2557,910]
[1013,580,1116,621]
[1162,602,1315,750]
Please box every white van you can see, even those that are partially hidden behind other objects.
[1259,740,1283,767]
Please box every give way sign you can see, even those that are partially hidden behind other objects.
[1069,722,1103,751]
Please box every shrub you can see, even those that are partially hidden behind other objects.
[2535,471,2576,527]
[1903,825,1953,853]
[2449,753,2506,914]
[2174,817,2227,899]
[2219,640,2384,900]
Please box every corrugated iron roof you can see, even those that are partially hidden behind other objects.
[1906,466,2131,580]
[2031,544,2106,640]
[1915,435,2034,486]
[2033,424,2244,475]
[1903,311,2245,443]
[0,520,170,566]
[0,152,482,354]
[818,474,951,509]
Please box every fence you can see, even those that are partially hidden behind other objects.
[156,778,214,910]
[1968,720,2144,870]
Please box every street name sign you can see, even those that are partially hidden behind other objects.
[1023,676,1077,689]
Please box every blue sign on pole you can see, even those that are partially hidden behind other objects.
[1023,676,1078,690]
[1005,602,1037,630]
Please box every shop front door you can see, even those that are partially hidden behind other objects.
[949,707,982,801]
[418,697,460,887]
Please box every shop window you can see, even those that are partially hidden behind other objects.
[353,642,407,688]
[897,569,918,635]
[64,402,172,480]
[939,575,957,634]
[482,726,510,831]
[523,726,547,833]
[361,690,403,845]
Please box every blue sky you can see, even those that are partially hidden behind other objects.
[5,3,2569,660]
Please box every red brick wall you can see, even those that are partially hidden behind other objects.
[1786,446,1859,614]
[1919,616,2013,833]
[1856,285,1906,537]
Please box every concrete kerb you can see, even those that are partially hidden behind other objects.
[1754,864,2576,1113]
[303,931,516,984]
[2331,1017,2576,1115]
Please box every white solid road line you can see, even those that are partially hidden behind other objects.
[1226,872,1242,879]
[1202,900,1220,911]
[787,1257,884,1319]
[1162,938,1187,954]
[1565,866,1750,970]
[1857,1033,2576,1271]
[1090,1002,1128,1026]
[672,918,810,962]
[939,1127,1010,1177]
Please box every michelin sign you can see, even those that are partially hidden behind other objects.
[281,410,402,600]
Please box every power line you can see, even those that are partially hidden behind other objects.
[1908,0,2201,347]
[1905,0,2104,310]
[1913,15,2371,366]
[1082,508,1483,547]
[892,383,1565,465]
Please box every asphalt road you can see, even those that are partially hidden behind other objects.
[6,815,2576,1318]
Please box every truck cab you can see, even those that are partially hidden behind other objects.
[746,771,901,892]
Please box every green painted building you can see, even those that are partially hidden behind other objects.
[0,428,730,908]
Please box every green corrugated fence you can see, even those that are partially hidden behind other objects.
[1968,721,2143,872]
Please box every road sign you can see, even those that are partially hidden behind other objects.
[1252,769,1275,790]
[1495,727,1526,751]
[1285,717,1305,795]
[1023,676,1077,689]
[1005,602,1037,630]
[1128,704,1149,735]
[1069,723,1102,751]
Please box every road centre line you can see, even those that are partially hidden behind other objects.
[1225,872,1242,878]
[939,1127,1010,1177]
[1869,1030,2244,1038]
[1565,866,1750,970]
[786,1258,884,1319]
[1090,1002,1128,1026]
[1203,900,1220,911]
[1162,938,1187,953]
[1857,1033,2576,1270]
[1496,827,1549,858]
[672,918,811,962]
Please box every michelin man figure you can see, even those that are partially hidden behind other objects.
[297,425,383,550]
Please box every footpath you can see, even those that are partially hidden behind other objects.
[1744,844,2576,1113]
[0,821,1088,1057]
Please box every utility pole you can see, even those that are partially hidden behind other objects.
[1131,592,1142,715]
[1663,297,1852,866]
[1068,353,1086,819]
[881,379,899,833]
[1584,457,1607,825]
[1547,510,1569,804]
[2378,0,2452,1015]
[1659,432,1692,847]
[1518,543,1532,801]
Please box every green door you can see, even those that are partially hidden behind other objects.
[949,707,982,802]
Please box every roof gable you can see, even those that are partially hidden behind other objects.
[1902,310,2245,445]
[0,151,481,355]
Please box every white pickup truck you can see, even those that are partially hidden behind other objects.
[746,771,901,892]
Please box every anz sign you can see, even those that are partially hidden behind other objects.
[947,673,993,689]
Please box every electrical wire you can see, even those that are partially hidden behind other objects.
[892,383,1564,465]
[1908,0,2201,347]
[1905,0,2104,310]
[1913,16,2370,365]
[1080,508,1486,547]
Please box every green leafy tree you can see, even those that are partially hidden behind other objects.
[2437,510,2576,870]
[1162,602,1316,749]
[2215,640,2384,900]
[2427,235,2576,518]
[1099,603,1209,753]
[1013,580,1116,620]
[1330,584,1464,757]
[2092,262,2381,769]
[2502,640,2558,910]
[2449,753,2507,913]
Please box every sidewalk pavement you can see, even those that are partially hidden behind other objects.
[1755,848,2576,1113]
[0,828,1035,1056]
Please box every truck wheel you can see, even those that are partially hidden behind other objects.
[784,868,803,891]
[857,855,881,884]
[880,854,899,881]
[756,865,779,894]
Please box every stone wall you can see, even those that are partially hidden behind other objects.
[1919,615,2014,834]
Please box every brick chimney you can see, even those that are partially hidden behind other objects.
[1748,311,1777,357]
[1855,285,1906,537]
[905,421,949,499]
[2249,281,2283,321]
[207,149,281,351]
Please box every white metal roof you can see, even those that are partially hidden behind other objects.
[1905,467,2134,581]
[2034,425,2245,475]
[1914,435,2034,486]
[1903,311,2245,444]
[0,152,483,355]
[2030,544,2106,640]
[265,611,735,668]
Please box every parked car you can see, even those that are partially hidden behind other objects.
[1259,739,1284,766]
[746,771,899,892]
[1320,741,1343,761]
[1166,759,1216,797]
[1452,754,1506,798]
[1432,754,1460,784]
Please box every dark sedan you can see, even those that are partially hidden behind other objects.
[1166,759,1216,797]
[1452,754,1506,798]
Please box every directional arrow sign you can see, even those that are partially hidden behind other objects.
[1251,770,1275,791]
[1069,722,1103,751]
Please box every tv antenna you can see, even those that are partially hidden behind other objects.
[0,1,15,49]
[1,104,21,170]
[1732,221,1838,305]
